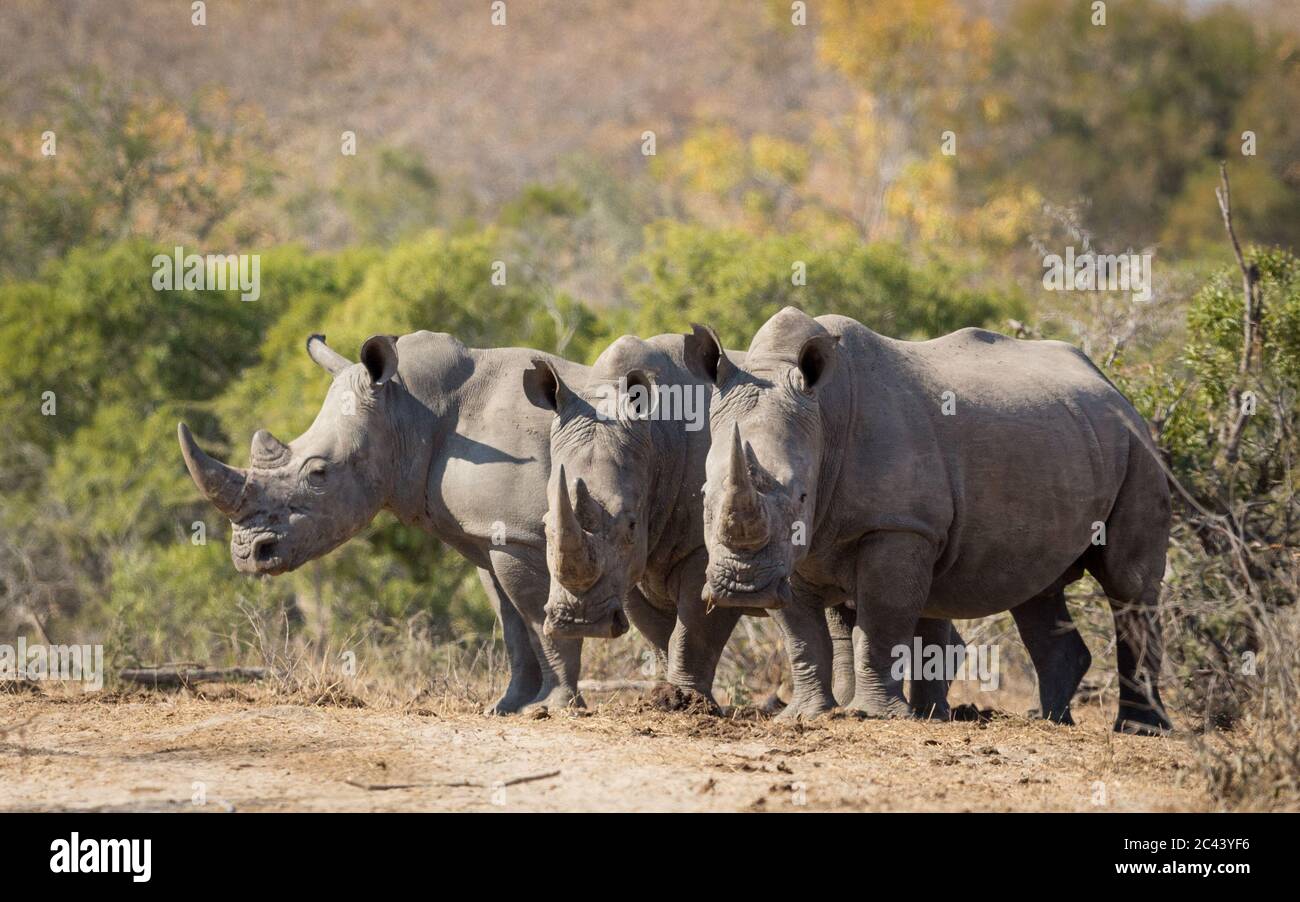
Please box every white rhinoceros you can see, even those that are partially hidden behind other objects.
[179,331,632,714]
[687,307,1172,734]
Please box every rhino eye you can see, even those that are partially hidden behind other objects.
[306,465,328,489]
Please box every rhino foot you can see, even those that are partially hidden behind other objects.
[1113,711,1173,737]
[773,695,835,722]
[522,686,586,716]
[484,687,538,716]
[1027,706,1076,726]
[913,700,952,721]
[845,697,914,720]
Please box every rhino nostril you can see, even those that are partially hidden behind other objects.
[253,536,279,563]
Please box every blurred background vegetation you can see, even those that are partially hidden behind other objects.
[0,0,1297,801]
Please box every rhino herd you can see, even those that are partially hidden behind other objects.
[178,306,1173,735]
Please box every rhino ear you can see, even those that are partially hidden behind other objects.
[685,323,733,386]
[360,335,399,387]
[622,369,658,421]
[306,334,352,376]
[523,358,571,413]
[796,333,837,394]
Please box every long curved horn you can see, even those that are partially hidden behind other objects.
[718,423,768,549]
[549,466,598,590]
[249,429,291,469]
[178,423,248,518]
[306,334,351,376]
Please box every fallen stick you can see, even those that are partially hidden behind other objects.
[344,779,432,791]
[118,666,270,688]
[345,770,560,791]
[499,769,561,787]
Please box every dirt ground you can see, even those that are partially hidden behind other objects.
[0,686,1214,812]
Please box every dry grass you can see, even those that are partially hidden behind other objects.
[8,570,1293,811]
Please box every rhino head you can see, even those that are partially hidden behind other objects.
[523,343,661,639]
[686,308,838,610]
[178,333,404,575]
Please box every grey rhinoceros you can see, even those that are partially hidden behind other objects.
[686,307,1172,734]
[178,330,643,714]
[525,330,965,716]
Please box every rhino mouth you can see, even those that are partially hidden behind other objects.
[544,598,630,639]
[706,554,783,592]
[705,554,789,609]
[232,528,290,575]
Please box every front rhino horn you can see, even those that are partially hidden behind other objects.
[249,429,291,469]
[718,423,768,549]
[550,466,598,590]
[178,423,248,518]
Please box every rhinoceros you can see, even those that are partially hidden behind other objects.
[687,307,1172,734]
[177,330,646,714]
[525,331,967,716]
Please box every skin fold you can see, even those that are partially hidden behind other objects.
[688,308,1172,734]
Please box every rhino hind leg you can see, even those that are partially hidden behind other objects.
[1011,586,1091,725]
[1086,441,1173,737]
[908,618,961,720]
[479,567,543,715]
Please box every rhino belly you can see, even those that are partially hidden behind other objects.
[920,403,1121,619]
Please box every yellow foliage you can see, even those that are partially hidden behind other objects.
[671,125,748,196]
[964,186,1043,250]
[817,0,993,100]
[750,134,808,185]
[884,155,959,244]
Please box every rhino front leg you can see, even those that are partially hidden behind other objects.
[524,632,585,713]
[662,552,742,710]
[486,549,585,713]
[665,600,743,711]
[771,583,836,721]
[478,567,543,715]
[623,585,673,679]
[848,533,933,719]
[826,603,856,707]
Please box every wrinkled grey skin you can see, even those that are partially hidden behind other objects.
[690,307,1172,735]
[179,331,634,715]
[527,331,963,716]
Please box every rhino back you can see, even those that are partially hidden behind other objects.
[394,332,587,562]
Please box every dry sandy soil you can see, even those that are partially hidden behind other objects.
[0,686,1214,813]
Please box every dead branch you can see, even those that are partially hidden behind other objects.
[344,770,560,792]
[118,666,269,689]
[344,778,432,791]
[1215,162,1264,464]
